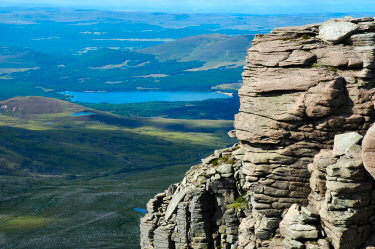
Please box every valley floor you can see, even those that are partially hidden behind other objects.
[0,166,194,249]
[0,97,235,249]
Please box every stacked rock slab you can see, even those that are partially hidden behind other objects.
[285,132,375,249]
[141,145,250,249]
[317,136,375,249]
[140,17,375,249]
[234,16,375,243]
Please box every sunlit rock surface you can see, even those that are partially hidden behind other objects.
[140,17,375,249]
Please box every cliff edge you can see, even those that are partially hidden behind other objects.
[140,17,375,249]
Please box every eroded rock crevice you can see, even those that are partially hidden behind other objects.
[140,17,375,249]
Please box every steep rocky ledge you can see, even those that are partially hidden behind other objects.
[140,17,375,249]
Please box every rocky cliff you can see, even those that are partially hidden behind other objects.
[140,17,375,249]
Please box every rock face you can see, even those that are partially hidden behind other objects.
[141,145,247,249]
[140,17,375,249]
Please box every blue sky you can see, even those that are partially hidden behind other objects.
[2,0,375,14]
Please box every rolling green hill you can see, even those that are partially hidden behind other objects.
[138,34,253,70]
[0,96,234,176]
[0,96,235,249]
[0,96,88,115]
[0,47,62,68]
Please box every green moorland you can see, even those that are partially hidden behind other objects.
[0,43,246,101]
[138,33,253,70]
[0,96,235,249]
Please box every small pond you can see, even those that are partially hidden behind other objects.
[133,207,147,214]
[71,112,96,116]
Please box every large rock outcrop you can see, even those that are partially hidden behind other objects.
[140,17,375,249]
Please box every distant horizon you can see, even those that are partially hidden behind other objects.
[1,0,375,15]
[1,6,375,16]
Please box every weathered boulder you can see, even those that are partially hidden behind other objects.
[363,124,375,180]
[280,204,319,241]
[217,164,233,174]
[333,132,363,156]
[319,20,359,43]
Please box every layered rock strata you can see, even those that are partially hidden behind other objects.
[141,145,248,249]
[283,132,375,249]
[140,17,375,249]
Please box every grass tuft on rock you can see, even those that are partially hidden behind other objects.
[227,194,248,210]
